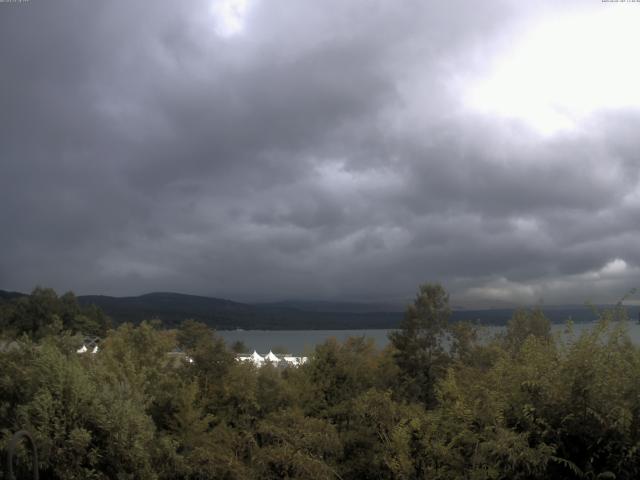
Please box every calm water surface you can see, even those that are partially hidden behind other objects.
[218,321,640,355]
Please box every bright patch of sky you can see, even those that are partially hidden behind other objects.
[211,0,254,37]
[464,7,640,136]
[462,258,635,306]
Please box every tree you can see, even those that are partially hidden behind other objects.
[389,283,450,407]
[502,308,551,355]
[0,287,110,339]
[254,408,342,480]
[12,342,158,480]
[231,340,248,354]
[303,336,380,422]
[177,319,212,351]
[257,364,294,417]
[12,287,61,337]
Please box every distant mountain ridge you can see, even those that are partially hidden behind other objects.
[255,300,406,313]
[2,289,638,330]
[0,290,27,301]
[76,292,404,329]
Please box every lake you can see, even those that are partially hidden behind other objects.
[218,320,640,355]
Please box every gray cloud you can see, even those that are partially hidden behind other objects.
[1,0,639,306]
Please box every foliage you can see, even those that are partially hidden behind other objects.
[4,284,640,479]
[230,340,248,354]
[0,287,110,339]
[389,283,451,406]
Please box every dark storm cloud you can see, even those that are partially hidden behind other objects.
[1,0,639,305]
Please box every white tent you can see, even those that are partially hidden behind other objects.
[264,351,280,363]
[283,356,299,366]
[250,350,264,366]
[76,345,87,354]
[233,351,306,368]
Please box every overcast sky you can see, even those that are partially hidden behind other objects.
[1,0,640,306]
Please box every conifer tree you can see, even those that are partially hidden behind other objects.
[389,282,450,407]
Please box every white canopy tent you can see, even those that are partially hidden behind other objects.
[234,351,307,368]
[264,351,280,363]
[250,350,264,366]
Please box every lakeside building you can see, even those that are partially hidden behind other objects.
[76,336,101,354]
[236,350,308,368]
[73,339,307,369]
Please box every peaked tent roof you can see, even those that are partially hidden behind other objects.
[250,351,264,362]
[265,351,280,362]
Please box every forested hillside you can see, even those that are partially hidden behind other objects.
[3,288,629,330]
[74,291,636,328]
[76,292,403,329]
[2,283,640,478]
